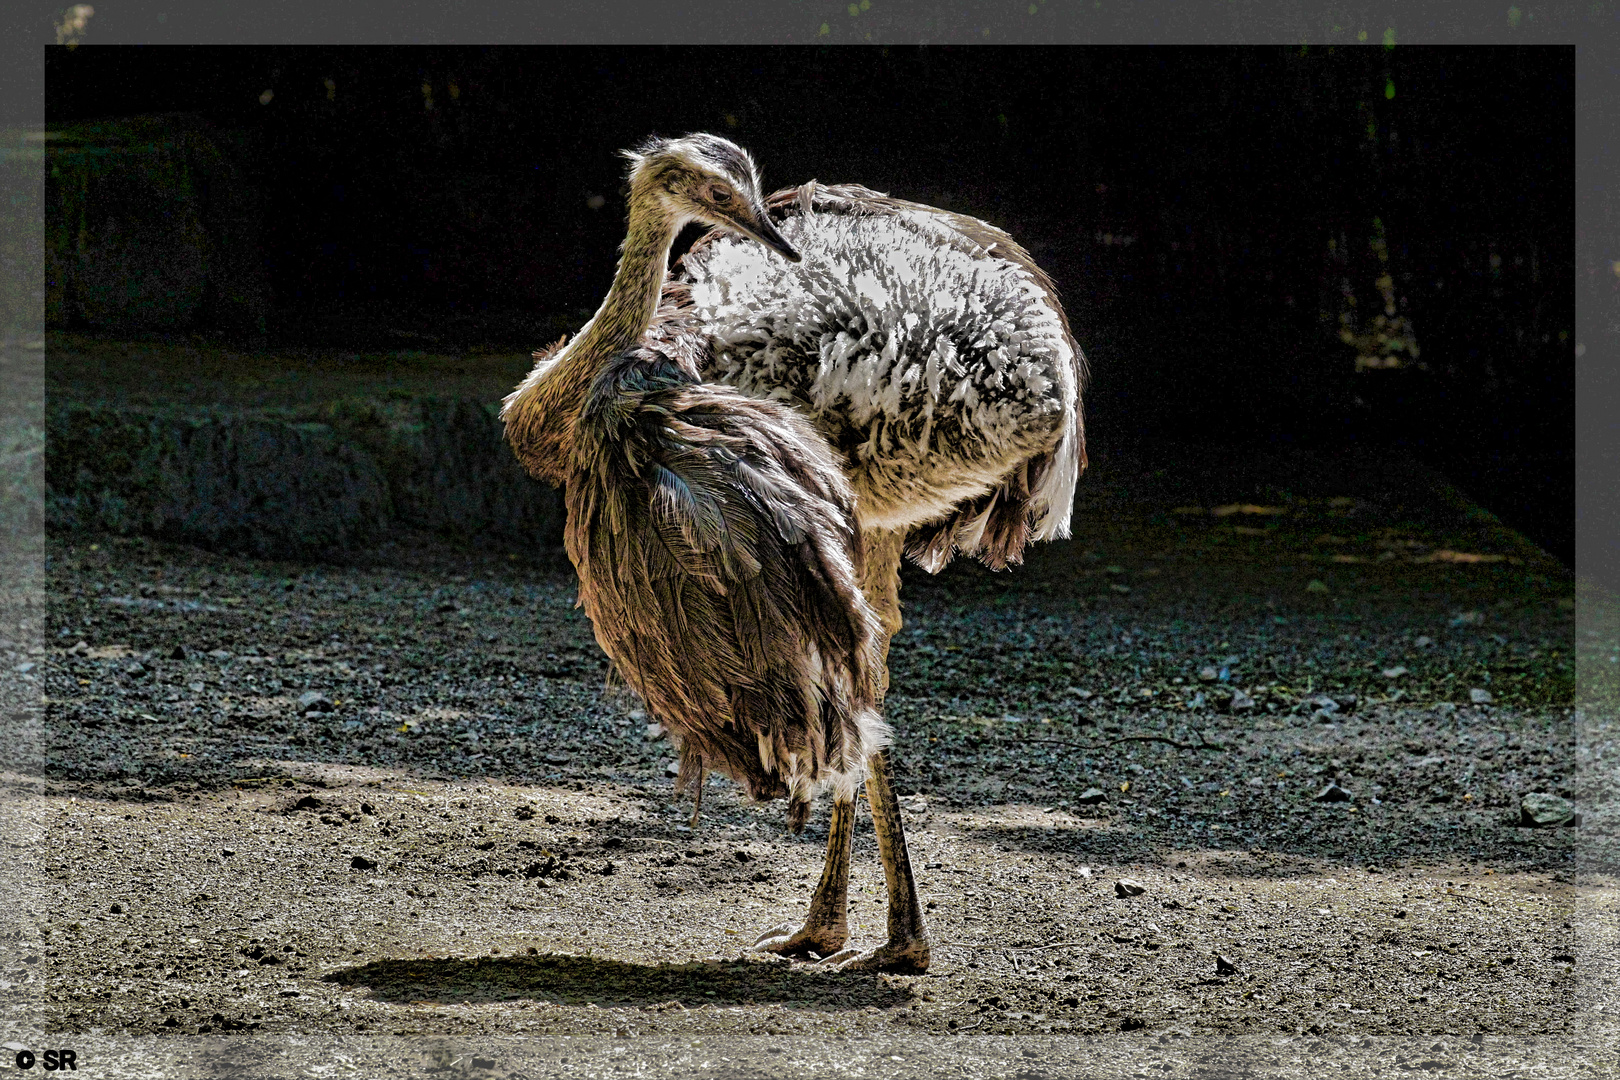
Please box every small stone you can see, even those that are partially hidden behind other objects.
[350,855,377,870]
[297,691,333,714]
[1393,909,1407,919]
[1382,666,1408,679]
[221,849,235,858]
[1314,782,1353,803]
[1197,666,1218,682]
[1306,579,1329,593]
[645,722,665,740]
[1229,688,1255,711]
[68,640,91,656]
[513,805,536,820]
[1469,688,1494,705]
[1414,635,1433,648]
[1115,878,1146,898]
[666,761,681,777]
[1075,787,1108,805]
[1067,686,1094,698]
[544,753,570,766]
[360,803,376,816]
[1519,792,1574,828]
[208,649,233,660]
[169,644,189,660]
[110,903,122,914]
[1215,954,1240,975]
[1311,696,1340,714]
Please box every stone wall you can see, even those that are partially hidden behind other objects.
[45,396,564,557]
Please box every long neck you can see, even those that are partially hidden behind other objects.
[568,202,680,367]
[500,197,681,482]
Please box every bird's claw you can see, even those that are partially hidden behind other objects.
[752,921,848,960]
[817,940,932,974]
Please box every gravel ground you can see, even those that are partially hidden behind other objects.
[2,439,1610,1077]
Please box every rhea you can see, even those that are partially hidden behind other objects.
[502,134,1084,973]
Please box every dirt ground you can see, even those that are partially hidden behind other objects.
[2,439,1612,1077]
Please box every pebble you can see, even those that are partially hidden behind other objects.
[1075,787,1108,805]
[1382,666,1408,679]
[1519,792,1574,828]
[1115,879,1146,898]
[169,644,189,660]
[297,691,334,715]
[1314,782,1353,803]
[1197,666,1218,682]
[1469,688,1494,704]
[350,855,377,870]
[1229,689,1255,711]
[1215,954,1240,975]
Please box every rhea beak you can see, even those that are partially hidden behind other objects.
[730,207,802,263]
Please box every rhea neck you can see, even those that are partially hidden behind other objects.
[564,194,689,370]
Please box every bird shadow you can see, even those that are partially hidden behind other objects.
[324,952,914,1011]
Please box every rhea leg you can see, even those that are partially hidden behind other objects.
[823,528,931,973]
[753,793,855,958]
[821,749,932,972]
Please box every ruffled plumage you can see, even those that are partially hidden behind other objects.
[563,339,888,830]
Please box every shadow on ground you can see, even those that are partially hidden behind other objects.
[324,952,912,1010]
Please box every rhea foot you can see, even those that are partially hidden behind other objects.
[752,918,849,961]
[818,936,932,974]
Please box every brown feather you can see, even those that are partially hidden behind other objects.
[564,342,885,828]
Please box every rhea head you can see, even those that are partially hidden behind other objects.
[622,133,801,263]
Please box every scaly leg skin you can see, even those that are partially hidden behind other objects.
[816,530,930,972]
[819,749,932,973]
[754,794,855,958]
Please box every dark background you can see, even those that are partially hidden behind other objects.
[42,45,1575,563]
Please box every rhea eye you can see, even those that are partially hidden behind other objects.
[710,187,733,204]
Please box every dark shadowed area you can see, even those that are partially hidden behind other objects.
[41,45,1572,563]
